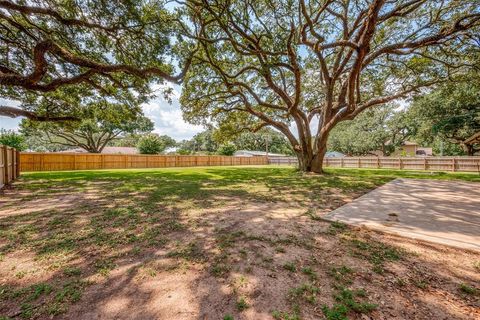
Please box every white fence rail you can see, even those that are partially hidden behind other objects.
[268,156,480,172]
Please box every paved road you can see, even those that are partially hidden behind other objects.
[324,178,480,251]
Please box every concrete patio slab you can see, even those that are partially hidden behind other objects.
[324,178,480,251]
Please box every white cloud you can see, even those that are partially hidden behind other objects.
[0,87,204,140]
[142,85,204,141]
[0,98,22,131]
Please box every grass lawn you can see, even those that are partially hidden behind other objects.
[1,166,479,320]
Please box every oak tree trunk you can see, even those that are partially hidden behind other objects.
[296,135,328,174]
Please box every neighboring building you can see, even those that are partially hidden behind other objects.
[390,141,432,157]
[233,150,288,157]
[234,150,345,158]
[325,151,345,158]
[59,147,139,154]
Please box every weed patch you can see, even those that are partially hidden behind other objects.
[283,261,297,272]
[327,221,347,235]
[348,238,402,273]
[459,283,478,295]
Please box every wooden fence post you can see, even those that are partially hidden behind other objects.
[3,147,9,184]
[399,158,403,170]
[16,150,20,178]
[452,158,456,172]
[341,158,344,168]
[40,153,44,171]
[424,158,427,171]
[377,157,380,168]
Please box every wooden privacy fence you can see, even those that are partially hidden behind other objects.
[1,146,20,189]
[269,156,480,172]
[19,152,268,172]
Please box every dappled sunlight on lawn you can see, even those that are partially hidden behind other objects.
[0,167,479,319]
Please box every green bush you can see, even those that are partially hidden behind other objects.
[137,134,176,154]
[0,129,27,151]
[217,143,236,156]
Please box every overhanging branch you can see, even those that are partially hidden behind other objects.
[0,105,78,121]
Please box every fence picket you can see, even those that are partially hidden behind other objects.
[19,153,269,172]
[267,156,480,173]
[0,146,20,189]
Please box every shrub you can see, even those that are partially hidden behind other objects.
[137,134,175,154]
[0,129,27,151]
[217,143,236,156]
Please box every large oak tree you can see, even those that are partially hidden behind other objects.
[180,0,480,172]
[0,0,193,120]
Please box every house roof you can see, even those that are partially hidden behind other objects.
[233,150,288,157]
[325,151,345,157]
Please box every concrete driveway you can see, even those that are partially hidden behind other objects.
[324,178,480,251]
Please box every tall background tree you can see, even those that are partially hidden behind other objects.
[407,81,480,155]
[137,134,177,154]
[177,129,219,154]
[0,129,26,150]
[176,127,294,155]
[21,100,154,153]
[181,0,480,172]
[216,128,294,155]
[327,105,414,156]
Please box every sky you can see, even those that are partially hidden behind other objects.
[0,85,205,141]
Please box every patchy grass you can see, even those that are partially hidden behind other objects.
[288,283,320,304]
[283,262,297,273]
[324,263,376,320]
[236,297,249,311]
[459,283,478,295]
[347,237,403,273]
[1,166,479,319]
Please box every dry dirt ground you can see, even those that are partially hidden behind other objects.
[0,167,479,320]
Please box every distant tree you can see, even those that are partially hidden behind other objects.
[177,129,219,154]
[21,101,154,153]
[409,81,480,155]
[137,134,176,154]
[22,134,71,152]
[327,105,413,156]
[217,143,236,156]
[221,128,294,156]
[0,129,27,151]
[110,134,142,148]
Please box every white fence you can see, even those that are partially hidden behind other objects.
[268,156,480,172]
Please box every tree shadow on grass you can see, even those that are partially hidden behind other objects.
[1,168,479,319]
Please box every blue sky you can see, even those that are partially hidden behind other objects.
[0,85,205,141]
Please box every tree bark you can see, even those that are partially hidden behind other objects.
[296,134,328,174]
[463,143,475,156]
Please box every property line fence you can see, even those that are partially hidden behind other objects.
[19,152,268,172]
[1,146,20,189]
[269,156,480,172]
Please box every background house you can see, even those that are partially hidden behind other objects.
[390,141,433,157]
[233,150,288,157]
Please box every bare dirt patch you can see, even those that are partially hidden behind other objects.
[1,168,479,320]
